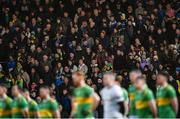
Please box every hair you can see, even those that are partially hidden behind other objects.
[40,85,50,90]
[129,69,142,75]
[136,75,146,81]
[103,72,116,80]
[158,71,169,80]
[73,70,85,77]
[0,83,7,88]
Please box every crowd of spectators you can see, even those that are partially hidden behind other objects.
[0,0,179,118]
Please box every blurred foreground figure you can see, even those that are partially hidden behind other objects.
[128,69,142,118]
[134,76,157,118]
[71,71,100,118]
[156,71,178,118]
[39,86,60,118]
[11,85,29,118]
[100,73,125,118]
[23,89,39,118]
[116,75,129,117]
[0,84,12,118]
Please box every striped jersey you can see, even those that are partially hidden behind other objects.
[28,99,39,118]
[128,85,136,116]
[156,85,177,118]
[11,95,28,118]
[0,96,13,118]
[72,85,94,118]
[134,86,154,118]
[39,98,59,118]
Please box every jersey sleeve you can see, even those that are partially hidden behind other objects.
[19,97,28,109]
[31,101,39,111]
[50,100,59,112]
[167,86,176,98]
[85,87,93,97]
[145,89,154,101]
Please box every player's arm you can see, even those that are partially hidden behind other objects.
[22,108,29,118]
[52,101,60,118]
[92,92,100,110]
[21,98,29,118]
[53,109,60,118]
[148,99,157,118]
[170,97,178,114]
[70,97,76,118]
[123,100,129,117]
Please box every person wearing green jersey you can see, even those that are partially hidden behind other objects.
[156,71,178,118]
[128,69,142,118]
[23,89,39,118]
[71,71,100,118]
[39,86,60,118]
[0,84,13,118]
[134,76,157,118]
[11,85,29,118]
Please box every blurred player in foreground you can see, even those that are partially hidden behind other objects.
[156,71,178,118]
[0,84,13,118]
[134,76,157,118]
[128,69,142,118]
[23,89,39,118]
[116,75,129,117]
[100,73,125,118]
[11,85,29,118]
[39,86,60,118]
[71,71,100,118]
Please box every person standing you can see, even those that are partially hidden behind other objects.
[0,84,13,118]
[128,69,142,118]
[134,76,157,118]
[11,85,29,118]
[71,71,100,118]
[38,86,60,118]
[100,73,125,118]
[23,89,39,118]
[156,71,178,118]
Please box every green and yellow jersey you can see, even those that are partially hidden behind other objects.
[128,85,136,116]
[28,99,39,118]
[134,86,154,118]
[156,84,177,118]
[72,85,94,118]
[11,95,28,118]
[39,98,59,118]
[0,96,13,118]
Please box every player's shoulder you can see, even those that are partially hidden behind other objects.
[49,98,57,104]
[166,84,175,90]
[30,99,38,106]
[5,96,13,103]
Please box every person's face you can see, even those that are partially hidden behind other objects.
[11,86,19,97]
[135,79,144,90]
[40,88,48,98]
[129,72,141,84]
[103,75,111,86]
[44,66,49,72]
[156,75,166,85]
[0,87,5,96]
[72,74,82,87]
[22,92,29,100]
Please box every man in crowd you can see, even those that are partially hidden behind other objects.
[23,89,39,118]
[156,71,179,118]
[38,86,60,118]
[71,71,100,118]
[134,76,157,118]
[100,72,126,118]
[0,84,13,118]
[11,85,29,118]
[128,69,142,118]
